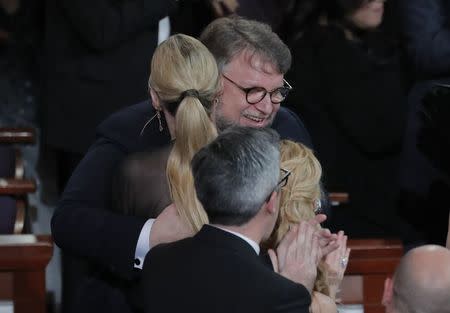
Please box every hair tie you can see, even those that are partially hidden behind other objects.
[180,89,200,100]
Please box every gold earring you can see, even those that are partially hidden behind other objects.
[156,110,163,132]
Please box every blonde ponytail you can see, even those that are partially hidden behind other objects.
[149,34,220,232]
[167,96,217,232]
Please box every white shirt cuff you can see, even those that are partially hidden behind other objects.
[134,218,155,269]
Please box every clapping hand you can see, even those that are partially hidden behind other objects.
[308,214,339,257]
[324,230,350,300]
[268,222,321,293]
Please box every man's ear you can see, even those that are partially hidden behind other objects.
[149,88,161,110]
[382,277,394,309]
[265,191,278,215]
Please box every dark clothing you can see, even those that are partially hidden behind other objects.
[112,145,172,218]
[400,0,450,78]
[286,24,408,238]
[142,225,311,313]
[42,3,177,310]
[398,0,450,245]
[51,100,311,313]
[42,0,177,154]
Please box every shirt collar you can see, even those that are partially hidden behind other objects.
[211,225,260,255]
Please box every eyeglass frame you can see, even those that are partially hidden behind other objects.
[266,168,291,203]
[276,168,291,191]
[222,74,293,105]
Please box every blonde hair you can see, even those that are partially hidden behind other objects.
[149,34,220,232]
[266,140,331,296]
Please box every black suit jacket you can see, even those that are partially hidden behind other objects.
[42,0,176,153]
[51,100,311,313]
[142,225,311,313]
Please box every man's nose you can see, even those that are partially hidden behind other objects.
[254,93,273,115]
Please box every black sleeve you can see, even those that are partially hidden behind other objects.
[273,107,314,149]
[58,0,177,51]
[51,137,147,280]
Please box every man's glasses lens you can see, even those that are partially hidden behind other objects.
[223,74,292,105]
[247,85,291,104]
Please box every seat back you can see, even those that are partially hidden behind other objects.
[0,196,16,234]
[341,239,403,313]
[0,145,15,178]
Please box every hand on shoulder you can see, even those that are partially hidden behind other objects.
[311,292,337,313]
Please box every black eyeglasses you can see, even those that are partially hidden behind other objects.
[265,168,291,203]
[276,168,291,191]
[222,74,292,104]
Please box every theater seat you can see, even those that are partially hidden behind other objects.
[0,235,53,313]
[340,239,403,313]
[0,127,37,235]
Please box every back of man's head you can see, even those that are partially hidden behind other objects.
[199,16,291,74]
[191,126,280,226]
[388,245,450,313]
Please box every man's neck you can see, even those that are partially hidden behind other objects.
[212,224,262,244]
[211,224,261,254]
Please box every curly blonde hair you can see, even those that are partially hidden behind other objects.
[266,139,331,296]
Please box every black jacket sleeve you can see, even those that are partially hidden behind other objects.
[273,107,313,149]
[51,137,147,280]
[58,0,177,51]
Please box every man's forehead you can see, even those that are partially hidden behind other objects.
[228,49,280,76]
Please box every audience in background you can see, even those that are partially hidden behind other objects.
[285,0,412,240]
[265,140,349,313]
[400,0,450,78]
[0,0,42,126]
[170,0,238,37]
[41,0,178,192]
[382,245,450,313]
[398,0,450,246]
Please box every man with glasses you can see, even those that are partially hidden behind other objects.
[51,16,318,313]
[142,127,319,313]
[200,17,311,143]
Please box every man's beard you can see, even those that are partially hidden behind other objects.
[214,105,275,133]
[214,113,237,133]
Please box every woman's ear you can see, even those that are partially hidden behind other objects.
[150,88,161,111]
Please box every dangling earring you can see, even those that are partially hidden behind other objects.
[156,110,163,132]
[139,109,164,136]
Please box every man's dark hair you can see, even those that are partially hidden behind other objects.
[200,16,291,74]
